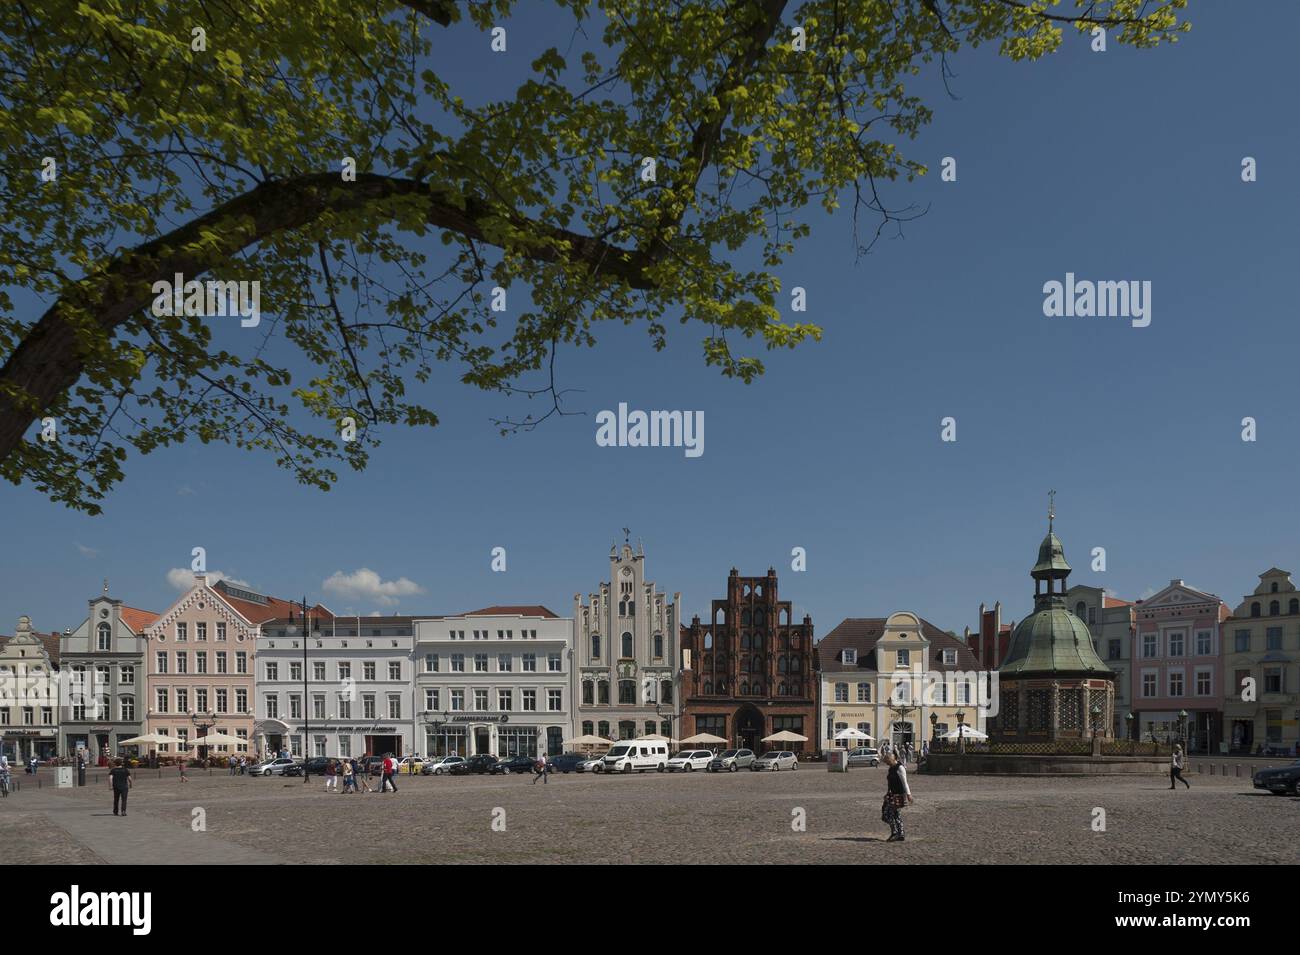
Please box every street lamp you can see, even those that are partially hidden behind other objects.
[1125,712,1135,755]
[929,711,938,745]
[955,707,966,754]
[1178,709,1188,753]
[190,710,216,772]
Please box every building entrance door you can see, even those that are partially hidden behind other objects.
[735,704,764,752]
[891,721,914,752]
[474,728,491,756]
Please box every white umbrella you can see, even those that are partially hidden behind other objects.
[117,733,172,746]
[942,726,987,741]
[762,730,809,743]
[834,727,874,741]
[680,732,728,745]
[187,733,246,748]
[563,734,614,747]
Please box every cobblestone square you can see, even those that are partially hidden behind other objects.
[5,762,1296,865]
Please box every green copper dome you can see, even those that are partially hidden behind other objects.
[1000,523,1112,677]
[1032,532,1071,575]
[1000,602,1111,676]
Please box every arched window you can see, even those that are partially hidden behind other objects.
[778,682,788,696]
[621,632,633,658]
[119,695,135,721]
[591,633,601,659]
[752,683,763,697]
[741,633,751,650]
[742,610,751,626]
[96,622,111,651]
[1075,602,1087,619]
[619,600,627,616]
[717,679,728,694]
[1270,601,1280,616]
[740,682,750,696]
[703,681,713,695]
[752,654,763,673]
[714,608,726,626]
[598,721,610,739]
[1271,582,1279,593]
[704,633,713,650]
[1251,602,1261,617]
[778,655,788,673]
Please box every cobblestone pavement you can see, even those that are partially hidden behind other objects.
[3,765,1296,864]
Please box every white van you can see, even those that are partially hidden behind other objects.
[603,740,669,774]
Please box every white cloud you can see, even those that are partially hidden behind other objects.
[166,568,251,591]
[321,568,424,609]
[75,543,98,559]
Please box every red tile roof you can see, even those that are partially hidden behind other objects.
[1103,596,1132,608]
[120,606,159,633]
[459,605,559,619]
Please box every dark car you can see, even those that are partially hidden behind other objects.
[547,752,588,774]
[1253,759,1300,796]
[302,756,333,776]
[449,754,498,776]
[490,755,540,775]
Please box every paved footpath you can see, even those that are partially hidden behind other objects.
[3,776,280,865]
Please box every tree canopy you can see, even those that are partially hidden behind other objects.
[0,0,1188,513]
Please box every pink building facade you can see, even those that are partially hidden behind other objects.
[1131,580,1228,754]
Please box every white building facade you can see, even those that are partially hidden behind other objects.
[413,607,575,759]
[256,615,416,760]
[574,542,681,741]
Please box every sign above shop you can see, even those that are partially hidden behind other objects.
[448,714,509,724]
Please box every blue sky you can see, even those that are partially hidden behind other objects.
[3,2,1297,637]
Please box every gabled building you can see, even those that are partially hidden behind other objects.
[679,568,816,753]
[0,615,61,762]
[1130,579,1227,752]
[145,575,330,760]
[820,612,984,752]
[574,540,680,742]
[59,581,157,760]
[1222,568,1300,756]
[964,601,1013,671]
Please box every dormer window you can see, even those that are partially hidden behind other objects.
[842,648,857,665]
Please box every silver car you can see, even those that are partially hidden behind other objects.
[249,756,299,777]
[708,748,755,772]
[750,751,798,771]
[846,746,880,767]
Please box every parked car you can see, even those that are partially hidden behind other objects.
[491,755,541,775]
[1260,743,1295,758]
[602,740,669,774]
[665,750,714,772]
[1253,759,1300,796]
[448,754,498,776]
[708,749,756,772]
[397,756,425,774]
[847,746,881,768]
[302,756,333,776]
[548,752,589,774]
[422,755,466,776]
[579,756,605,773]
[249,757,300,777]
[751,751,798,771]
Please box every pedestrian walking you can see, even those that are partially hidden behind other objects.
[325,759,338,792]
[532,754,548,785]
[342,759,355,793]
[380,753,398,793]
[1169,744,1191,790]
[354,758,373,793]
[178,758,188,783]
[110,757,132,816]
[880,752,913,842]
